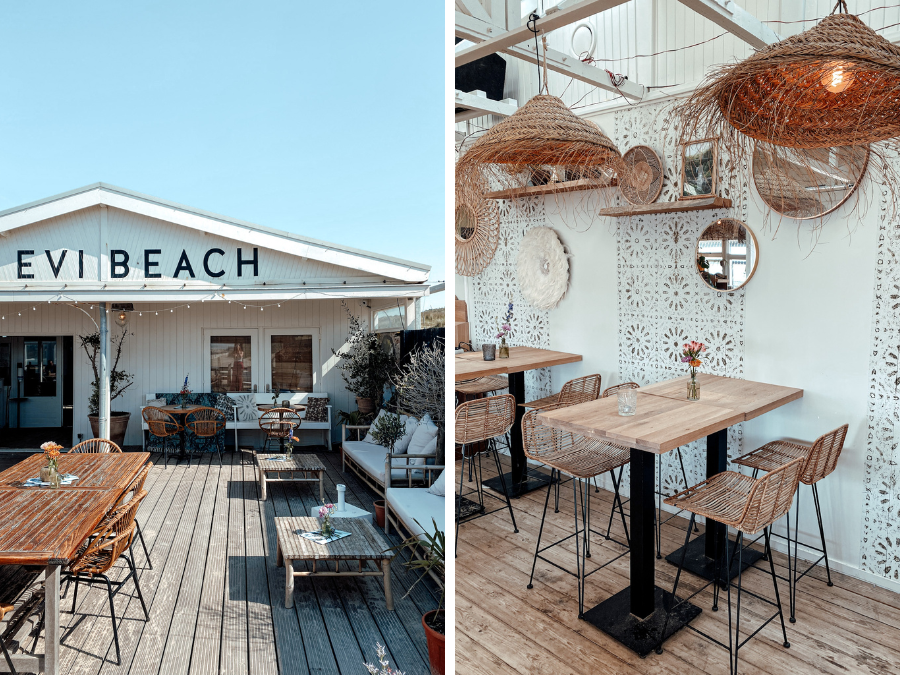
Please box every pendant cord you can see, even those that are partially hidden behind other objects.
[831,0,848,14]
[527,13,542,95]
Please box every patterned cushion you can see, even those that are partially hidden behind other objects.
[146,398,166,407]
[215,394,237,421]
[305,397,329,422]
[232,394,259,422]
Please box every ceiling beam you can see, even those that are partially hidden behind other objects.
[455,0,630,67]
[676,0,780,49]
[456,12,646,100]
[455,90,519,122]
[455,0,495,25]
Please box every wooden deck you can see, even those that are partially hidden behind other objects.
[456,454,900,675]
[2,449,437,675]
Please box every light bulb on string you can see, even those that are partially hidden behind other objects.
[822,61,853,93]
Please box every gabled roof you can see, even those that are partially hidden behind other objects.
[0,183,430,283]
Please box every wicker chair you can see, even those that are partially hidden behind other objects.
[258,408,301,454]
[115,462,153,569]
[521,373,602,410]
[142,407,183,467]
[732,423,849,621]
[455,394,518,551]
[65,490,150,665]
[70,438,122,453]
[522,403,630,617]
[185,407,226,466]
[658,458,804,671]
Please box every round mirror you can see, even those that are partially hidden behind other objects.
[696,218,758,292]
[752,143,869,220]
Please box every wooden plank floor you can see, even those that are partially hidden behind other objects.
[456,454,900,675]
[2,449,436,675]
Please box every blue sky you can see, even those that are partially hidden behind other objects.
[0,1,445,307]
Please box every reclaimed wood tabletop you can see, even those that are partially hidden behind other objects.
[274,516,394,562]
[455,346,582,382]
[0,452,150,490]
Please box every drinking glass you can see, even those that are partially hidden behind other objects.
[617,389,637,416]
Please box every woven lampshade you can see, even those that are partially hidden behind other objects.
[679,10,900,150]
[456,94,624,203]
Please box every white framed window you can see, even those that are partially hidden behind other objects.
[202,328,258,394]
[262,328,320,394]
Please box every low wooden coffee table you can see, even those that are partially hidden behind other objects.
[256,453,326,501]
[274,516,395,609]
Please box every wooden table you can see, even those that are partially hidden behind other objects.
[274,516,395,610]
[0,452,149,675]
[159,404,202,458]
[456,346,582,496]
[0,452,149,489]
[538,375,801,656]
[257,453,326,501]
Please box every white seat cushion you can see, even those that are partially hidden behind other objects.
[387,488,445,539]
[408,414,438,464]
[428,470,445,497]
[342,441,423,484]
[363,410,388,444]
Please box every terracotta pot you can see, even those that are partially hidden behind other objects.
[356,397,375,415]
[422,610,445,675]
[88,412,131,449]
[373,499,386,529]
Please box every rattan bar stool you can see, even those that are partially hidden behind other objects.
[455,394,519,552]
[732,424,849,622]
[658,458,803,673]
[70,438,122,453]
[520,373,602,411]
[522,403,630,618]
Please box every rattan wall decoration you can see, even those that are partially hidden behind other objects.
[455,94,625,210]
[455,196,501,276]
[620,145,663,205]
[516,226,569,310]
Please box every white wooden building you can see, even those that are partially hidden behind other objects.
[0,183,430,446]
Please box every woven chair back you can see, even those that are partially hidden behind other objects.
[70,489,147,575]
[186,407,226,438]
[801,424,849,485]
[142,407,180,438]
[455,394,515,444]
[739,458,804,535]
[70,438,122,453]
[259,408,301,439]
[116,462,153,508]
[557,374,602,407]
[601,382,640,398]
[521,403,586,462]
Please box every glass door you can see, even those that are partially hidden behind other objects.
[263,328,319,394]
[21,336,62,427]
[202,329,259,394]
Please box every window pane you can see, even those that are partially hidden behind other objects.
[210,336,252,393]
[374,308,404,331]
[728,239,747,255]
[23,339,56,397]
[730,259,748,287]
[699,240,722,253]
[41,341,57,397]
[706,257,724,276]
[270,335,313,392]
[0,343,10,388]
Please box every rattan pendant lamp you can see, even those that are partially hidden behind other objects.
[679,1,900,150]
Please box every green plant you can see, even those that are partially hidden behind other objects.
[388,519,445,630]
[79,326,134,416]
[332,302,396,403]
[369,412,407,453]
[337,409,374,426]
[394,339,445,461]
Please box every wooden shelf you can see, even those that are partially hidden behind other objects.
[484,178,617,200]
[597,195,732,217]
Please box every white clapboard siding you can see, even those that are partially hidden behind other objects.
[0,298,379,446]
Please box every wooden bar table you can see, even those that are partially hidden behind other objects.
[456,346,582,496]
[0,452,149,675]
[538,377,801,656]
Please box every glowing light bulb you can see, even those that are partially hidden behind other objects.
[823,62,853,93]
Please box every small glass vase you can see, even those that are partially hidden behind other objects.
[319,517,335,540]
[41,464,59,488]
[687,376,700,401]
[498,337,509,359]
[180,394,186,409]
[482,344,496,361]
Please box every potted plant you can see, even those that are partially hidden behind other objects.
[333,302,396,414]
[369,412,408,528]
[80,326,134,448]
[389,519,445,675]
[394,339,445,465]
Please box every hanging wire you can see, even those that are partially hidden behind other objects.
[527,13,542,95]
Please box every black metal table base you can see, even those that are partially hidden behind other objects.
[665,533,764,582]
[582,586,702,658]
[455,495,486,520]
[482,467,552,498]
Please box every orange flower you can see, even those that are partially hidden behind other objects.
[291,436,299,443]
[690,359,702,368]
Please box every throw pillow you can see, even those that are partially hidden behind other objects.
[363,409,387,444]
[146,398,166,408]
[407,415,438,460]
[411,435,438,466]
[232,394,259,422]
[215,394,237,421]
[393,416,419,454]
[305,397,329,422]
[428,469,446,497]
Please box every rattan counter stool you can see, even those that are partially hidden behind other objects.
[455,394,519,552]
[657,458,803,674]
[731,424,848,623]
[70,439,122,453]
[520,373,602,411]
[522,403,631,618]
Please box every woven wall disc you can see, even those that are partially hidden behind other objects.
[620,145,663,205]
[517,227,569,310]
[455,197,500,277]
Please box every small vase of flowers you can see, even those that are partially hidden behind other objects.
[496,302,513,359]
[40,441,63,488]
[681,341,707,401]
[318,501,336,539]
[180,374,192,409]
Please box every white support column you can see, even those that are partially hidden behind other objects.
[98,302,110,439]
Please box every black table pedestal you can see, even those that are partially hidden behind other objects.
[482,467,553,498]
